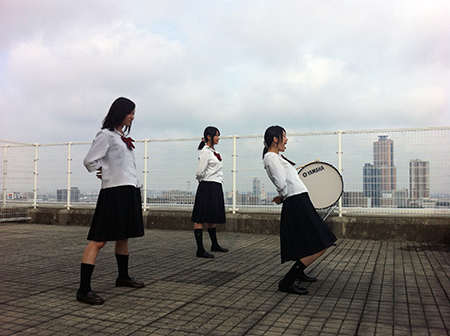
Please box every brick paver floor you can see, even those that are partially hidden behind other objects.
[0,223,449,335]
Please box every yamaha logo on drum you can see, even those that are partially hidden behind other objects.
[302,165,325,178]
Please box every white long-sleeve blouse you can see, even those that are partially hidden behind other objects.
[263,152,308,199]
[195,145,223,183]
[83,129,140,189]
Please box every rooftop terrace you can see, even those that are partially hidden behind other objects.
[1,223,449,335]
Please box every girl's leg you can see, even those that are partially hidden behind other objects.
[115,239,129,255]
[114,239,144,288]
[81,241,107,265]
[207,224,228,252]
[77,241,107,305]
[115,239,130,280]
[278,261,308,295]
[194,223,214,258]
[295,248,328,282]
[300,249,327,267]
[278,248,328,295]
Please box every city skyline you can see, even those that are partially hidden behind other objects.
[2,128,449,211]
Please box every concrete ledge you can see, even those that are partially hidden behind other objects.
[327,216,450,245]
[25,208,450,244]
[30,209,94,226]
[143,211,282,235]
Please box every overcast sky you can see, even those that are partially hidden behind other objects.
[1,0,449,144]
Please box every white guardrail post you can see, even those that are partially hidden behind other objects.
[143,139,149,211]
[66,142,73,210]
[231,135,238,213]
[33,143,39,209]
[337,130,344,217]
[2,145,7,206]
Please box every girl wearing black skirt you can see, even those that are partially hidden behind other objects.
[76,97,145,305]
[263,125,337,295]
[191,126,228,258]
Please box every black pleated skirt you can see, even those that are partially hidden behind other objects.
[280,193,337,263]
[191,181,226,224]
[87,185,145,241]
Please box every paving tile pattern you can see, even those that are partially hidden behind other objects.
[0,223,449,335]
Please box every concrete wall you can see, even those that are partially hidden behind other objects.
[23,208,450,245]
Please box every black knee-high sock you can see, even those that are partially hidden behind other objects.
[194,229,205,253]
[207,227,219,248]
[78,263,95,295]
[282,260,306,283]
[115,254,131,280]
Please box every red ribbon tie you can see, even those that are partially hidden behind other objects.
[213,151,222,161]
[121,136,135,150]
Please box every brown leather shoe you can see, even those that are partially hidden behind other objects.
[76,290,104,305]
[115,277,145,288]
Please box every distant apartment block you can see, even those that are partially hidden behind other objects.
[56,187,80,202]
[247,178,262,205]
[409,159,430,200]
[252,178,261,198]
[342,191,369,208]
[363,163,381,206]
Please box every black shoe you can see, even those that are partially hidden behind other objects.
[278,280,309,295]
[296,271,317,282]
[196,251,215,258]
[115,277,145,288]
[211,245,229,252]
[76,290,104,305]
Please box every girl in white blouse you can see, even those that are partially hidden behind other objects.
[76,97,145,305]
[263,125,337,295]
[191,126,228,258]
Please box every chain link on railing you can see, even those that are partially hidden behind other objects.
[1,126,449,217]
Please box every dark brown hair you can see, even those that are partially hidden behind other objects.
[262,125,285,158]
[198,126,220,150]
[102,97,136,135]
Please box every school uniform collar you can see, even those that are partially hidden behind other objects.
[205,145,222,161]
[113,129,135,150]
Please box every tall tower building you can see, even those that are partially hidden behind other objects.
[373,135,397,192]
[409,159,430,200]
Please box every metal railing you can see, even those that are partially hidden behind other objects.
[1,126,449,217]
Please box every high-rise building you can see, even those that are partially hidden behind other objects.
[373,135,397,192]
[252,178,261,198]
[363,163,381,206]
[363,135,397,207]
[409,159,430,200]
[56,187,80,202]
[260,182,267,200]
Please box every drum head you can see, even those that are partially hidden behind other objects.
[298,161,343,209]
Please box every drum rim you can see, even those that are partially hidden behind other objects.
[298,161,344,209]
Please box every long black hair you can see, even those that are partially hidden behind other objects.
[198,126,220,150]
[262,125,286,158]
[102,97,136,135]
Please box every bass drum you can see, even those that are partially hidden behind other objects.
[298,161,343,209]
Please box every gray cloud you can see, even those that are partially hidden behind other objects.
[1,0,449,144]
